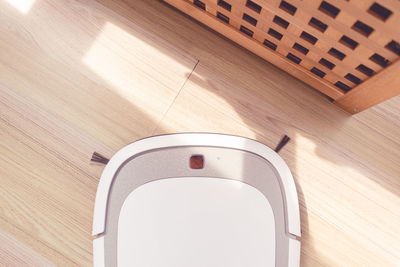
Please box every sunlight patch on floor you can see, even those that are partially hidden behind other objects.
[6,0,35,13]
[293,133,400,264]
[83,22,194,120]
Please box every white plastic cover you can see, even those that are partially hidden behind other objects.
[118,178,275,267]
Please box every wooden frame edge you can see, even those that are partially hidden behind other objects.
[334,60,400,114]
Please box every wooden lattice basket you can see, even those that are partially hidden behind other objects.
[164,0,400,113]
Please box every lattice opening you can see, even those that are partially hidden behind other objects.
[368,2,392,21]
[311,67,326,78]
[287,53,302,64]
[334,81,351,92]
[218,0,231,12]
[293,43,309,55]
[240,25,254,37]
[217,12,230,23]
[385,40,400,56]
[369,53,389,67]
[194,0,206,10]
[264,39,277,50]
[319,1,340,18]
[352,21,374,37]
[279,0,297,16]
[345,73,361,84]
[339,35,358,50]
[328,48,346,60]
[356,64,374,77]
[243,13,258,26]
[273,15,290,29]
[319,58,335,70]
[268,28,283,40]
[309,17,328,33]
[300,31,318,45]
[246,0,262,13]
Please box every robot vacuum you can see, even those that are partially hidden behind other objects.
[92,133,301,266]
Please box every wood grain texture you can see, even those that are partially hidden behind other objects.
[0,230,56,267]
[0,0,399,266]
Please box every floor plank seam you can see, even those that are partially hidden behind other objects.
[151,59,200,134]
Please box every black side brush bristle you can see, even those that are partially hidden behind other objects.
[91,152,109,164]
[274,135,290,153]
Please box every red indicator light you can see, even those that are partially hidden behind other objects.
[190,155,204,169]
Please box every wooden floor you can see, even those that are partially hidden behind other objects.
[0,0,399,266]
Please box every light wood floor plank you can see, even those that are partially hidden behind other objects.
[0,230,56,267]
[0,0,399,266]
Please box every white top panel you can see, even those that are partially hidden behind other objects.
[93,133,300,237]
[118,178,275,267]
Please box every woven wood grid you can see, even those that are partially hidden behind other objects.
[185,0,400,94]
